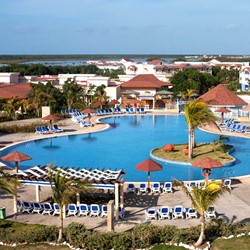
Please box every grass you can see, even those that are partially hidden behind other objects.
[211,235,250,250]
[152,143,234,163]
[151,244,186,249]
[0,220,44,231]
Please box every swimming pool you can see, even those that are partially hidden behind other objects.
[1,115,250,181]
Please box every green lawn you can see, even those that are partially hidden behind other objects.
[0,244,70,250]
[148,244,186,250]
[152,143,233,163]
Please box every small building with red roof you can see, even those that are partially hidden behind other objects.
[0,82,31,99]
[120,74,173,109]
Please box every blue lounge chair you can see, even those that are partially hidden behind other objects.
[234,124,242,132]
[100,205,108,218]
[172,205,184,219]
[78,204,89,217]
[138,183,147,194]
[151,182,161,194]
[47,125,57,133]
[32,202,44,214]
[21,201,33,213]
[17,200,23,212]
[129,107,135,113]
[119,207,126,218]
[237,125,247,133]
[90,204,100,217]
[145,208,157,220]
[125,107,130,113]
[53,203,60,216]
[136,108,140,114]
[53,124,64,132]
[117,107,123,114]
[205,206,216,219]
[126,183,136,193]
[80,121,93,128]
[35,126,43,134]
[162,182,173,193]
[158,206,171,220]
[67,204,78,217]
[185,208,198,219]
[140,107,145,114]
[228,124,237,131]
[41,126,50,134]
[224,179,232,189]
[221,123,231,130]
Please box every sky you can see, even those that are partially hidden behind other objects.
[1,0,250,55]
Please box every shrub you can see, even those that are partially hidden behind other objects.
[173,227,199,244]
[158,225,177,243]
[84,232,114,250]
[112,232,133,250]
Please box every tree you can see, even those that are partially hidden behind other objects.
[0,170,20,195]
[176,180,230,246]
[48,165,91,242]
[184,99,218,159]
[93,84,109,104]
[3,96,21,120]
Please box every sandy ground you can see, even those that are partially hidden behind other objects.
[1,112,250,232]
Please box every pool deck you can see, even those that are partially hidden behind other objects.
[1,112,250,232]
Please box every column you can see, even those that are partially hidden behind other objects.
[76,192,80,206]
[36,185,41,202]
[107,200,114,232]
[115,183,119,221]
[119,183,124,208]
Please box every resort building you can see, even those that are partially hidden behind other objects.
[120,74,173,110]
[239,66,250,91]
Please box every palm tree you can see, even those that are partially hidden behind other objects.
[184,99,218,159]
[0,170,20,195]
[176,180,230,247]
[48,165,91,242]
[4,96,21,120]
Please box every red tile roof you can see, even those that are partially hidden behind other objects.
[120,74,172,89]
[0,83,31,99]
[199,84,247,107]
[148,59,162,65]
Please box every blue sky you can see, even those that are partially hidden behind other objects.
[1,0,250,55]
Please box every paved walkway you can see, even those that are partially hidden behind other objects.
[1,113,250,232]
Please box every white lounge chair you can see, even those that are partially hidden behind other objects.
[67,204,78,217]
[145,208,157,220]
[138,183,147,194]
[158,206,171,220]
[32,202,44,214]
[205,206,216,219]
[162,182,173,193]
[53,203,60,216]
[78,204,89,216]
[185,208,198,219]
[89,204,100,217]
[172,206,184,219]
[224,179,232,190]
[100,205,108,218]
[126,183,136,193]
[151,182,161,194]
[42,203,54,215]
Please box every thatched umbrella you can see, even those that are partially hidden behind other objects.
[214,107,231,123]
[42,114,60,129]
[136,158,162,190]
[192,157,223,185]
[1,151,31,214]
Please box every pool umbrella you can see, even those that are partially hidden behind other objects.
[136,158,163,190]
[42,114,60,129]
[214,108,231,123]
[109,99,120,105]
[192,157,223,185]
[81,108,95,114]
[94,100,105,108]
[1,151,31,214]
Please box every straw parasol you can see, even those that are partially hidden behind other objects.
[109,99,120,105]
[42,114,60,128]
[192,157,223,185]
[94,100,105,109]
[214,107,231,123]
[81,108,95,114]
[136,158,163,190]
[1,151,31,214]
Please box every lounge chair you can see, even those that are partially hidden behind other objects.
[224,179,232,190]
[100,205,108,218]
[126,183,136,193]
[172,206,184,219]
[35,126,43,134]
[125,107,130,113]
[80,121,93,128]
[221,123,231,130]
[47,125,57,133]
[67,204,78,217]
[41,126,51,134]
[140,107,145,114]
[119,207,126,219]
[42,203,54,215]
[151,182,161,194]
[129,107,135,114]
[21,201,33,213]
[138,183,147,194]
[237,125,247,133]
[136,108,140,114]
[158,206,171,220]
[185,208,198,219]
[53,124,64,132]
[234,124,242,132]
[78,204,89,217]
[145,208,157,220]
[117,107,123,114]
[32,202,44,214]
[205,206,216,219]
[228,124,237,132]
[89,204,100,217]
[186,181,198,191]
[162,182,173,193]
[17,200,23,212]
[53,203,60,216]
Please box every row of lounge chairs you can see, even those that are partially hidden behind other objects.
[126,182,173,194]
[61,109,79,115]
[17,201,125,219]
[221,123,250,133]
[125,107,146,114]
[145,205,216,220]
[35,125,64,134]
[95,108,124,116]
[185,179,232,190]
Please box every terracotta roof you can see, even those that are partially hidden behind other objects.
[148,59,162,65]
[120,74,172,89]
[0,83,31,99]
[199,84,247,107]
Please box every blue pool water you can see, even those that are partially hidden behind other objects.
[1,115,250,182]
